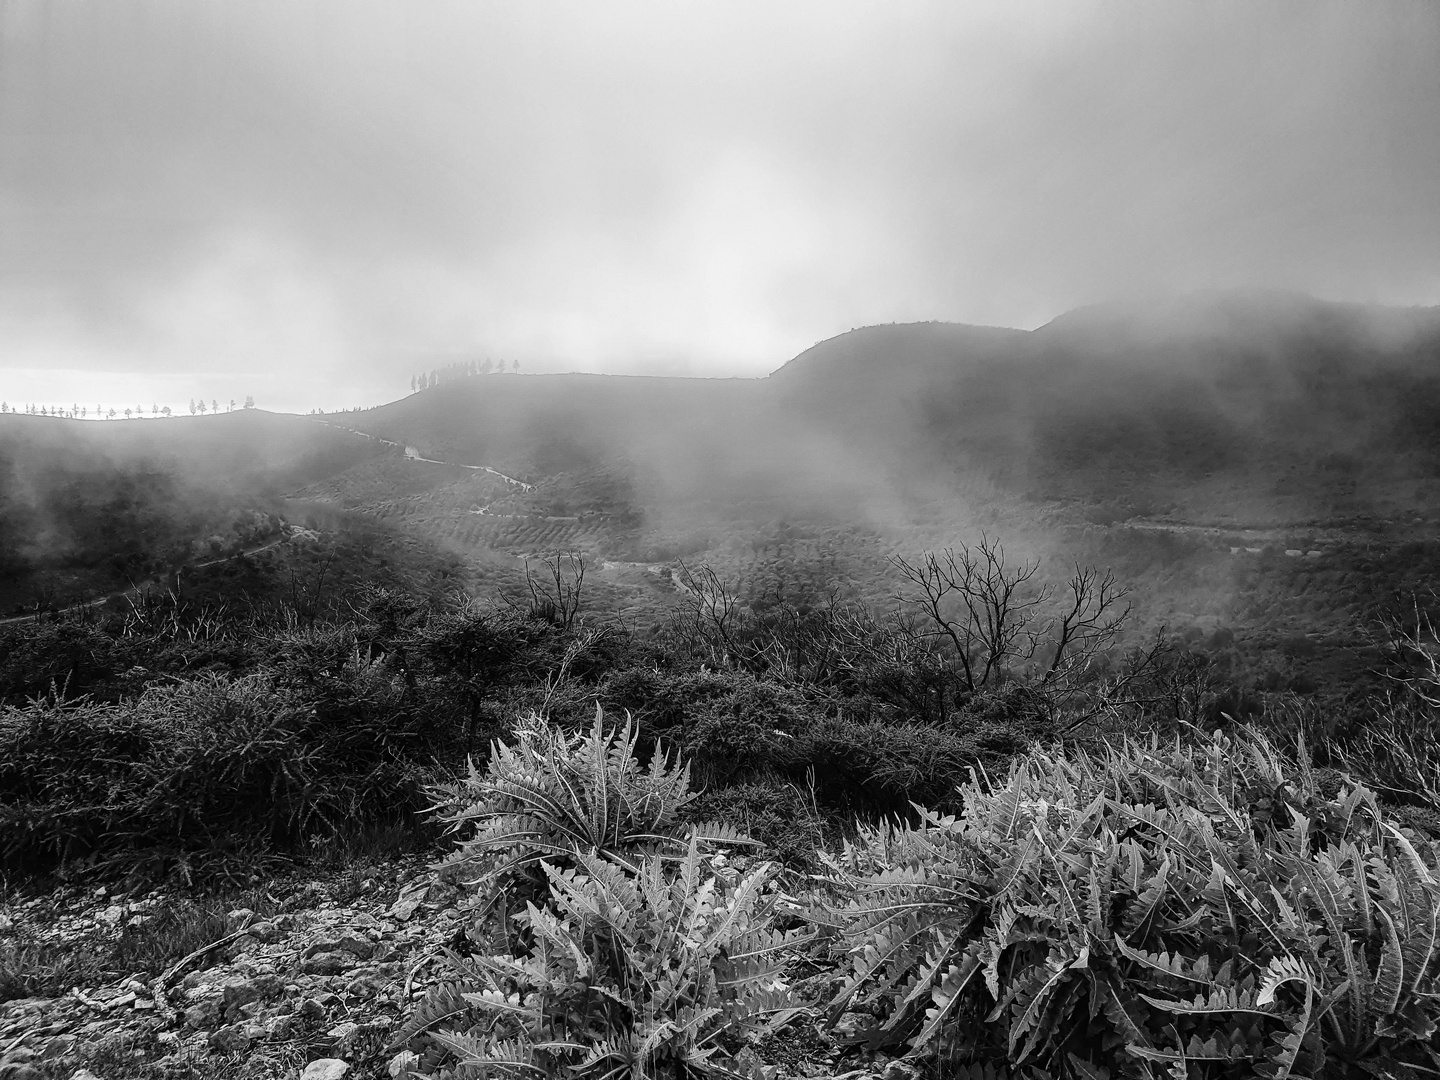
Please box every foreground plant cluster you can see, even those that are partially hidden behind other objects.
[5,554,1439,886]
[6,563,1440,1077]
[819,742,1440,1077]
[386,708,1440,1079]
[0,559,1164,883]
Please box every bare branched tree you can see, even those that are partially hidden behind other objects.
[893,536,1135,711]
[1043,564,1132,686]
[673,560,741,665]
[539,625,613,716]
[1379,597,1440,708]
[523,550,586,630]
[1054,630,1176,734]
[893,536,1050,694]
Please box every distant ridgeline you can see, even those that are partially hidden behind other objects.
[5,290,1440,693]
[0,396,255,419]
[409,356,520,393]
[0,409,391,613]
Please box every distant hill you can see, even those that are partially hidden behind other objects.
[348,371,909,536]
[0,410,393,610]
[772,291,1440,525]
[0,408,386,491]
[7,291,1440,684]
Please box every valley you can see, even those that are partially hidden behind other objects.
[7,6,1438,1075]
[5,291,1440,691]
[6,290,1440,1080]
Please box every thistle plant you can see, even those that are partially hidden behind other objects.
[392,838,810,1078]
[428,705,753,906]
[819,730,1440,1078]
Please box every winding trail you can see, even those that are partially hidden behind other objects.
[0,536,290,627]
[5,419,539,627]
[310,418,534,490]
[1110,516,1436,556]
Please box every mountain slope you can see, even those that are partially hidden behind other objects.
[772,291,1440,524]
[8,291,1440,672]
[0,410,393,610]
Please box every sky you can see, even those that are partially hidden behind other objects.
[1,1,1438,414]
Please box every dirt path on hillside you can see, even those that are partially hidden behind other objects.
[309,418,535,490]
[1114,516,1430,555]
[0,536,290,627]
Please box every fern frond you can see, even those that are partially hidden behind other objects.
[1111,934,1212,985]
[907,943,985,1054]
[1091,974,1154,1053]
[1374,904,1406,1016]
[1117,855,1171,942]
[1006,946,1083,1059]
[387,980,481,1050]
[1138,986,1273,1017]
[1385,822,1438,887]
[1256,956,1316,1080]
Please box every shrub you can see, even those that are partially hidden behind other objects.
[820,730,1440,1077]
[392,840,808,1078]
[0,667,442,882]
[599,665,750,745]
[1333,696,1440,816]
[410,605,554,745]
[0,618,126,704]
[775,718,1043,819]
[678,674,813,786]
[687,780,827,870]
[948,685,1055,734]
[429,706,752,905]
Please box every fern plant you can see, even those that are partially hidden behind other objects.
[819,729,1440,1078]
[391,837,810,1078]
[429,705,753,904]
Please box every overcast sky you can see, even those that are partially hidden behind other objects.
[1,1,1437,413]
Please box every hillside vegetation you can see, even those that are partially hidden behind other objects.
[0,411,393,613]
[337,291,1440,697]
[5,563,1440,1077]
[6,290,1440,1076]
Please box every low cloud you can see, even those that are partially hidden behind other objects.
[1,1,1437,411]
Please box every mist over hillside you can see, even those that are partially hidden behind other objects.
[775,291,1440,521]
[12,289,1440,1080]
[5,290,1440,691]
[9,8,1440,1074]
[0,410,392,610]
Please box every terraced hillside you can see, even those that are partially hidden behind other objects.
[0,410,394,613]
[318,292,1440,695]
[7,291,1440,696]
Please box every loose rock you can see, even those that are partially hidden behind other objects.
[207,1024,252,1054]
[300,1059,351,1080]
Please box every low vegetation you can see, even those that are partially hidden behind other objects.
[399,709,804,1078]
[428,706,751,904]
[6,539,1440,1077]
[388,707,1440,1078]
[818,735,1440,1076]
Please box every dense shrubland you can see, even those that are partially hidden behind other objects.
[816,735,1440,1077]
[7,546,1440,1074]
[391,707,1440,1078]
[3,544,1440,886]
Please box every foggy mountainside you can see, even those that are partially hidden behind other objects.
[10,4,1440,1078]
[6,291,1440,691]
[6,291,1440,665]
[0,411,398,610]
[12,290,1440,1079]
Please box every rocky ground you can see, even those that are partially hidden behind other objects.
[1,855,453,1079]
[1,857,907,1080]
